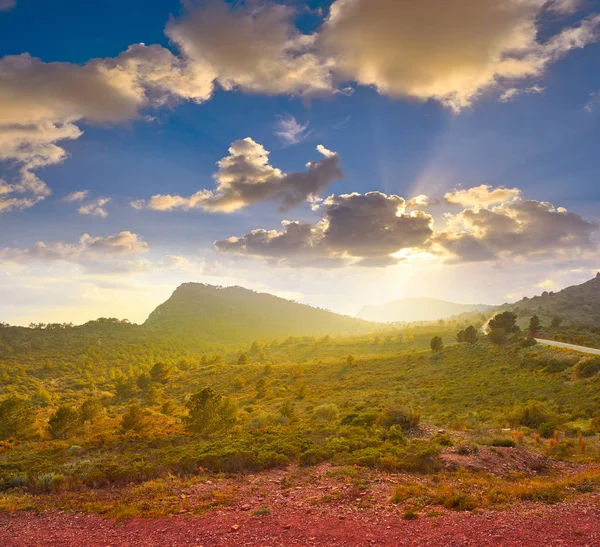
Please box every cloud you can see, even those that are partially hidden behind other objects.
[216,185,597,268]
[215,191,434,267]
[444,184,522,207]
[135,138,343,213]
[499,84,545,102]
[585,90,599,112]
[0,45,214,213]
[319,0,600,111]
[275,115,312,145]
[0,231,147,265]
[165,1,334,97]
[0,0,15,11]
[78,197,111,218]
[537,278,556,289]
[436,199,598,263]
[63,190,89,202]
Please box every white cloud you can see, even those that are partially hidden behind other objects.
[319,0,600,111]
[216,185,598,268]
[437,199,598,263]
[166,1,334,97]
[135,138,343,213]
[585,90,599,112]
[499,84,545,102]
[78,197,111,218]
[215,191,434,267]
[445,184,522,207]
[63,190,89,202]
[275,115,312,145]
[0,231,148,265]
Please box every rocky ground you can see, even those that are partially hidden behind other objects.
[2,497,600,547]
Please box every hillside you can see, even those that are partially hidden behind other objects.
[499,273,600,327]
[357,297,492,323]
[144,283,377,341]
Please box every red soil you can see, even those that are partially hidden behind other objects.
[2,496,600,547]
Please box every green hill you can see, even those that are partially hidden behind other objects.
[357,297,492,323]
[499,274,600,327]
[144,283,377,342]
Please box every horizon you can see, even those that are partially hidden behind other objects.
[1,0,600,325]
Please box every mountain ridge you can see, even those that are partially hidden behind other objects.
[144,282,377,342]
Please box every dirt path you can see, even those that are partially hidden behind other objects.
[2,496,600,547]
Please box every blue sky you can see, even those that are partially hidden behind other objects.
[1,0,600,324]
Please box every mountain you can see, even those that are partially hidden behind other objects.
[357,298,493,323]
[144,283,377,342]
[499,273,600,327]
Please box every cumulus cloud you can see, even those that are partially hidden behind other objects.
[319,0,600,111]
[78,197,111,218]
[135,138,343,213]
[0,45,213,212]
[445,184,522,207]
[0,231,148,265]
[166,1,334,97]
[215,191,434,267]
[436,199,598,263]
[216,185,597,268]
[275,115,312,145]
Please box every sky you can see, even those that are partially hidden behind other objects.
[1,0,600,325]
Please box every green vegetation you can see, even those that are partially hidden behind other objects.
[1,284,600,518]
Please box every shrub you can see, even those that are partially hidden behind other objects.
[509,401,557,429]
[575,358,600,379]
[185,387,237,435]
[0,396,36,440]
[6,473,27,489]
[537,422,558,439]
[48,406,80,439]
[37,473,66,493]
[120,404,148,434]
[313,403,339,423]
[377,407,420,432]
[491,438,516,447]
[341,412,377,427]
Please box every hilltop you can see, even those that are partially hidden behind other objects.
[357,297,492,323]
[144,283,377,342]
[499,273,600,327]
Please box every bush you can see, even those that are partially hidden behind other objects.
[37,473,66,493]
[313,403,339,423]
[509,401,557,429]
[377,407,420,432]
[185,387,237,435]
[491,438,516,447]
[341,412,377,427]
[48,406,80,439]
[537,422,558,439]
[6,473,27,489]
[0,396,36,440]
[575,358,600,379]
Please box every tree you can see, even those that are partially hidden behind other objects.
[346,354,355,366]
[185,387,236,435]
[464,325,478,345]
[551,316,563,329]
[430,336,443,353]
[237,353,249,365]
[79,398,104,424]
[121,403,148,434]
[528,315,541,337]
[0,396,36,440]
[48,406,80,439]
[149,362,171,384]
[255,378,267,398]
[136,373,151,390]
[456,330,465,343]
[488,312,519,334]
[489,327,507,345]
